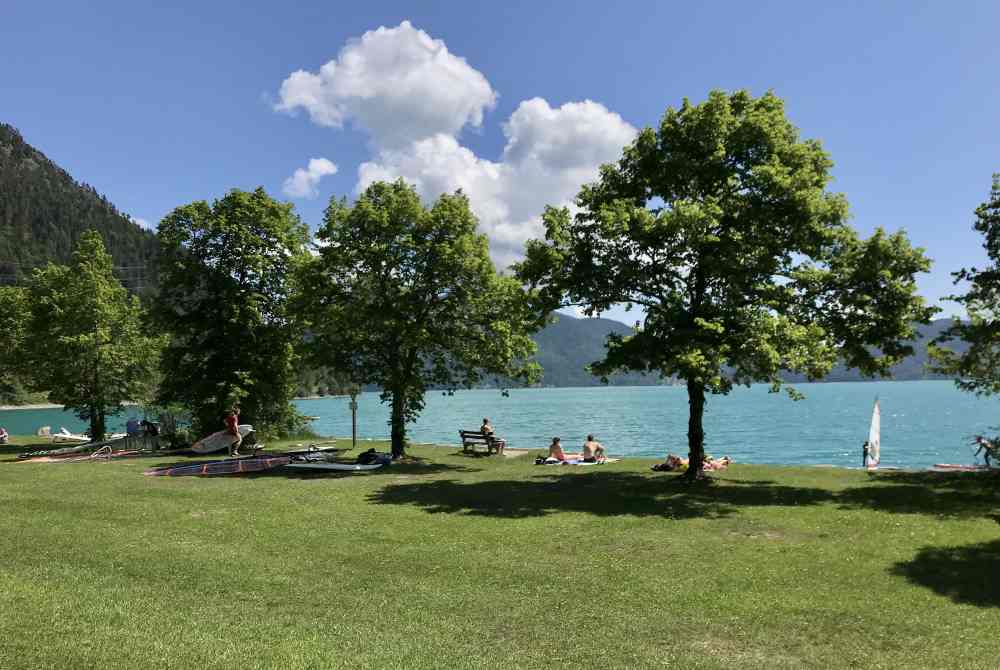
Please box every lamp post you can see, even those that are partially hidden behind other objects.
[349,386,359,450]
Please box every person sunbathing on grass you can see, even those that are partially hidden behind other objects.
[652,453,687,471]
[581,434,606,463]
[547,436,567,461]
[702,455,733,471]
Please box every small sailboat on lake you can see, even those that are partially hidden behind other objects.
[864,398,880,470]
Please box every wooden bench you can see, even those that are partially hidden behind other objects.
[458,430,506,455]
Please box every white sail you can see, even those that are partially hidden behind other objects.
[867,398,881,469]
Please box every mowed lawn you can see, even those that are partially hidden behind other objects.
[1,437,998,670]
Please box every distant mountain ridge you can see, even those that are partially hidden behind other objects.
[0,123,157,290]
[532,313,964,387]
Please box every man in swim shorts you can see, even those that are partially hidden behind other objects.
[581,434,606,463]
[226,407,242,457]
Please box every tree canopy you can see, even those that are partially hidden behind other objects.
[299,180,539,457]
[516,90,936,478]
[22,231,159,440]
[0,286,29,404]
[930,174,1000,395]
[154,188,310,436]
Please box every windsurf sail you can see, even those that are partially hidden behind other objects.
[866,398,881,470]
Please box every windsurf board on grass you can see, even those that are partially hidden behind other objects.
[144,455,290,476]
[52,428,91,444]
[191,425,254,454]
[285,462,385,471]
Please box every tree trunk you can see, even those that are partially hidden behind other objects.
[90,406,106,442]
[390,389,406,458]
[684,379,706,480]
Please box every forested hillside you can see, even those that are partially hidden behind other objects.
[0,123,157,291]
[531,313,665,387]
[543,313,967,387]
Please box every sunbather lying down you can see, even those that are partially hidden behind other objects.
[651,454,732,472]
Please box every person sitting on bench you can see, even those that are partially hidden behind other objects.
[480,417,505,454]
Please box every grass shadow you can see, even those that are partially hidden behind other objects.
[368,471,834,519]
[142,453,478,479]
[838,470,1000,519]
[891,540,1000,608]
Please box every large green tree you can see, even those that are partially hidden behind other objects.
[930,174,1000,394]
[516,90,936,479]
[22,231,159,440]
[155,188,310,436]
[299,180,539,458]
[0,286,29,404]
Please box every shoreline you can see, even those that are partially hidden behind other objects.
[0,403,64,411]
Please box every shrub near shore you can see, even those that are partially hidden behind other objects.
[0,440,997,669]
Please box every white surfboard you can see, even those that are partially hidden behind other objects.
[284,462,385,471]
[191,425,254,454]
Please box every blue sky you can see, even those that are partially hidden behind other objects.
[3,1,998,322]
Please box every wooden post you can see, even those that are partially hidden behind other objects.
[349,388,358,451]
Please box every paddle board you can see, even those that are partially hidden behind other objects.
[285,462,385,471]
[191,425,254,454]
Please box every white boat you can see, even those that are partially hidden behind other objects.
[52,427,91,444]
[865,398,880,470]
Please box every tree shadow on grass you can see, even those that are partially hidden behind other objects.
[367,471,835,519]
[142,454,478,479]
[838,470,1000,520]
[891,540,1000,608]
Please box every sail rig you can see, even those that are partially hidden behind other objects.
[866,398,881,470]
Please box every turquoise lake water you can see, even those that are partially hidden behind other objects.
[2,381,996,468]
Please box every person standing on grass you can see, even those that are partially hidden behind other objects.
[581,434,606,463]
[226,407,242,457]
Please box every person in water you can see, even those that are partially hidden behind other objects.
[0,426,8,444]
[547,436,567,461]
[226,407,242,457]
[581,434,606,463]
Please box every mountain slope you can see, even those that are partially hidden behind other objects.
[0,123,157,290]
[532,314,966,387]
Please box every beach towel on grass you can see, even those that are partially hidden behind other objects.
[535,457,618,466]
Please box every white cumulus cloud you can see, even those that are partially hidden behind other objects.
[358,98,635,269]
[282,158,339,199]
[277,22,636,269]
[274,20,497,148]
[134,217,154,230]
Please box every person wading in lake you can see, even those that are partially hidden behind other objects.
[581,434,606,463]
[226,407,242,457]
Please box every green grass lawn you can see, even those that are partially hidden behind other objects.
[1,436,998,669]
